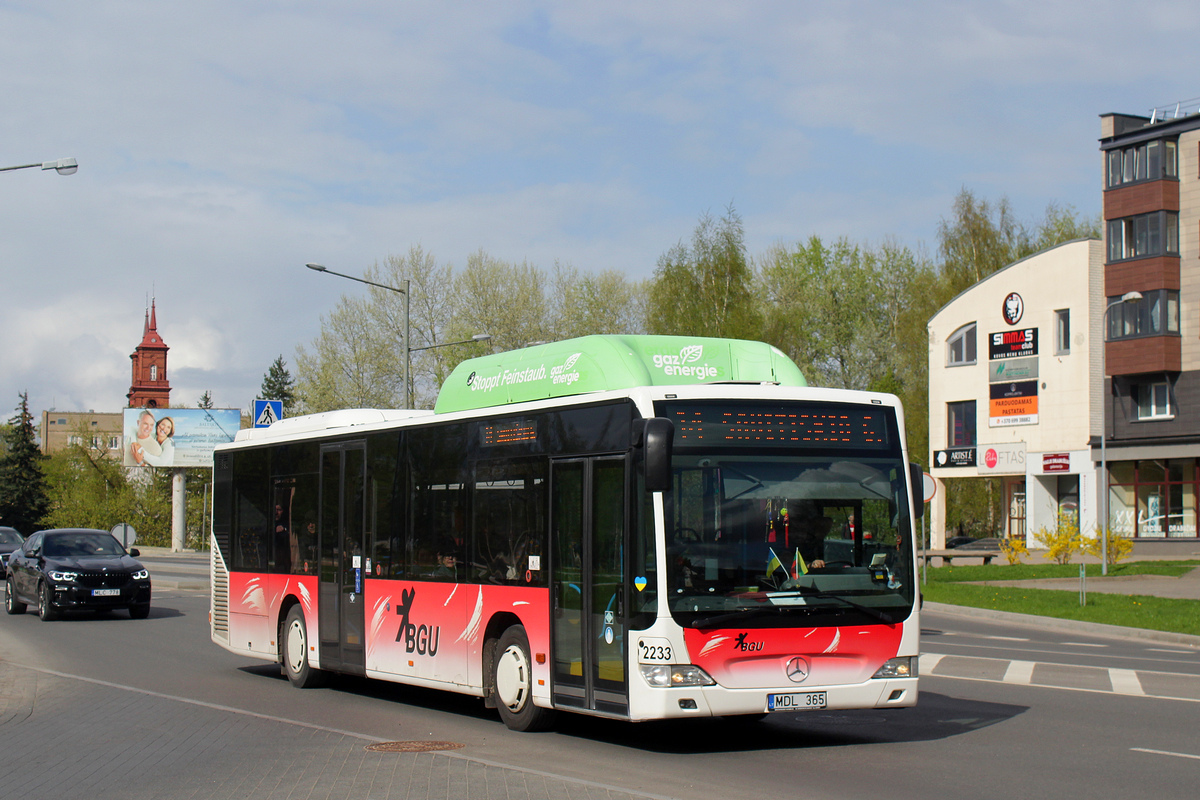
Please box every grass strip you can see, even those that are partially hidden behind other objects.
[922,559,1200,584]
[921,582,1200,637]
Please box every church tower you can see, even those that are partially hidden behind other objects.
[127,299,171,408]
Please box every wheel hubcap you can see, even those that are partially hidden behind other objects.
[287,619,306,674]
[495,645,530,710]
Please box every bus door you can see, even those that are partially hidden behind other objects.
[550,456,628,716]
[318,441,367,675]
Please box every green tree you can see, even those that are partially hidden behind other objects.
[198,390,214,409]
[647,205,761,339]
[0,392,50,534]
[259,356,297,413]
[547,262,647,340]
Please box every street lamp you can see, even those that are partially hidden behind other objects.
[408,333,491,353]
[0,157,78,175]
[306,263,410,408]
[1099,290,1143,575]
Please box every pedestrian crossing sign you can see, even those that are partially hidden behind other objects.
[254,399,283,428]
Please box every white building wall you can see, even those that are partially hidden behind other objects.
[928,239,1103,545]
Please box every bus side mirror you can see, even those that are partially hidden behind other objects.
[643,417,674,493]
[910,463,925,519]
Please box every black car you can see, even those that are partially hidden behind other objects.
[4,528,152,620]
[0,526,24,579]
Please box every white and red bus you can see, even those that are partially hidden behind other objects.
[210,335,921,730]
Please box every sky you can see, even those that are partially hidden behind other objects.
[3,1,1199,421]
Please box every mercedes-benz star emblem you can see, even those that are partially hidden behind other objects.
[785,656,810,683]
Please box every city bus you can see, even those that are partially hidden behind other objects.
[209,335,922,731]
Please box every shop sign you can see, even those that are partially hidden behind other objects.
[989,356,1038,383]
[1043,453,1071,473]
[977,442,1026,475]
[934,447,976,468]
[989,381,1039,427]
[989,328,1037,360]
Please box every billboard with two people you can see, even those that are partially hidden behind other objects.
[123,408,241,468]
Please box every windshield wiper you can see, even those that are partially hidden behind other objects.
[764,588,896,624]
[692,606,789,629]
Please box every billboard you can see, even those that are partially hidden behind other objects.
[123,408,241,468]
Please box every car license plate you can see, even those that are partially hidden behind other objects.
[92,588,120,597]
[767,691,827,711]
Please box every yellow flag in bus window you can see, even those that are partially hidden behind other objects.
[766,548,785,578]
[792,548,807,579]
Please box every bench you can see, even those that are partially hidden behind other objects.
[920,548,1003,566]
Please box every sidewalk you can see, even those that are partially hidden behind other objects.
[966,565,1200,600]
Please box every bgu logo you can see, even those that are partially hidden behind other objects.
[734,632,764,652]
[394,587,441,656]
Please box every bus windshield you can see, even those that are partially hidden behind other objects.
[656,403,916,629]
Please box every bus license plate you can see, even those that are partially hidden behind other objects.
[92,589,120,597]
[767,691,827,712]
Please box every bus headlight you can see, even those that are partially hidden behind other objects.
[640,664,716,687]
[872,657,917,679]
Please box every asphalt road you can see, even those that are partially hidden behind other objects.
[1,578,1197,800]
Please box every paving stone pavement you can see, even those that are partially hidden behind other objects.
[0,661,673,800]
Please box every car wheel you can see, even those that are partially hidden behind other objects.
[37,582,58,621]
[129,603,151,619]
[5,575,26,615]
[493,625,555,732]
[282,605,325,688]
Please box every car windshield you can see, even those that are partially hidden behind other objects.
[0,529,22,545]
[43,532,126,558]
[657,452,916,629]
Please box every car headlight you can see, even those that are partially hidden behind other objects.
[48,570,80,582]
[639,664,716,687]
[872,656,917,679]
[132,569,149,580]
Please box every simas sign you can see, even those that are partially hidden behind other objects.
[989,328,1037,360]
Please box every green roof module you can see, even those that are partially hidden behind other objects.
[433,335,806,414]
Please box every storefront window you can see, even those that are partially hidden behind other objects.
[1106,459,1198,538]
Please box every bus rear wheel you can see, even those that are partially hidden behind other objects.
[282,605,326,688]
[493,625,555,732]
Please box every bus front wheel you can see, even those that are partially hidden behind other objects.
[493,625,555,732]
[282,605,326,688]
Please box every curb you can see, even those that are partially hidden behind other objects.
[923,601,1200,649]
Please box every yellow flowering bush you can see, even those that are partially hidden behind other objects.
[1082,527,1134,567]
[1032,512,1082,565]
[999,536,1028,565]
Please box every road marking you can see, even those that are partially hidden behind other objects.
[1060,642,1107,648]
[1146,648,1195,654]
[919,653,944,674]
[1002,660,1035,684]
[1131,748,1200,761]
[1108,668,1145,696]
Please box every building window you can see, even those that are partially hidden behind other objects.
[1107,459,1197,538]
[1106,139,1178,188]
[1107,289,1180,340]
[108,436,120,449]
[67,435,82,446]
[947,323,977,366]
[1135,379,1172,421]
[947,400,976,447]
[1055,309,1070,354]
[1107,211,1179,262]
[150,365,158,381]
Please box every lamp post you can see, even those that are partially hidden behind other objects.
[1099,290,1143,575]
[307,263,410,408]
[305,265,491,407]
[0,157,78,175]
